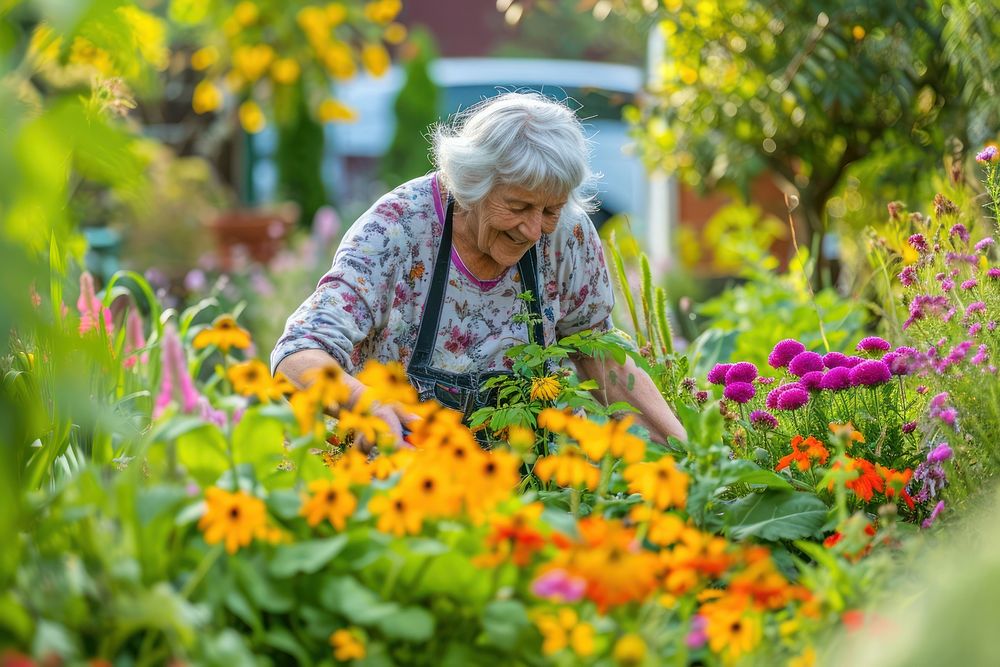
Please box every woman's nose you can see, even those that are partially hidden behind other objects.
[519,210,544,242]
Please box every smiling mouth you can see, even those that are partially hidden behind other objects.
[505,231,530,245]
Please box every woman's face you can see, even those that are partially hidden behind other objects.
[470,184,567,268]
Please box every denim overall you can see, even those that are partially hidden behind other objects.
[406,196,546,435]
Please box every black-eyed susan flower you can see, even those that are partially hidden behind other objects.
[622,457,689,511]
[192,314,252,353]
[300,478,357,530]
[368,488,424,537]
[198,487,267,554]
[704,601,762,663]
[290,391,324,439]
[228,359,293,403]
[534,449,599,490]
[303,363,352,407]
[330,628,366,662]
[530,374,562,402]
[533,608,594,657]
[336,406,392,447]
[356,360,417,406]
[399,464,459,517]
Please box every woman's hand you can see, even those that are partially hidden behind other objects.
[362,401,419,453]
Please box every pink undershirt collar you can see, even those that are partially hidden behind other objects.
[431,173,508,291]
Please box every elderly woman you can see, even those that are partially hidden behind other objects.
[272,92,686,444]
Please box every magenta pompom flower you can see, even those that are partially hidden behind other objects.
[899,266,917,287]
[724,362,758,385]
[988,268,1000,280]
[928,442,954,463]
[856,336,891,354]
[950,223,970,242]
[822,351,850,369]
[749,410,779,430]
[974,237,995,253]
[848,360,892,386]
[707,363,732,385]
[788,351,824,376]
[776,387,810,410]
[723,381,756,404]
[799,371,824,391]
[843,356,865,368]
[976,145,998,162]
[768,339,805,369]
[902,421,917,434]
[908,234,928,252]
[819,367,852,391]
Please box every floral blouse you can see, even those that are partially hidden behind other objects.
[271,173,615,376]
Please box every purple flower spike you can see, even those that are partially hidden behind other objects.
[788,351,824,376]
[823,351,850,369]
[902,421,917,433]
[922,501,945,529]
[961,279,978,290]
[950,223,970,242]
[819,367,852,391]
[723,382,756,404]
[849,360,892,386]
[857,336,891,354]
[749,410,779,430]
[776,387,810,410]
[707,363,732,385]
[724,361,758,385]
[799,370,824,391]
[974,237,995,253]
[768,339,806,369]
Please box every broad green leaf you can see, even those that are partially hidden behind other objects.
[719,460,794,491]
[480,599,530,648]
[233,558,293,613]
[725,491,828,541]
[376,606,435,642]
[263,628,311,664]
[270,535,349,578]
[319,576,399,625]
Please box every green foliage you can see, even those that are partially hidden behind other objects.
[381,27,440,188]
[275,80,327,226]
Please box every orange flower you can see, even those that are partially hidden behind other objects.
[302,363,352,407]
[330,628,366,661]
[829,422,865,444]
[775,435,830,472]
[534,449,599,489]
[300,478,357,529]
[463,449,521,520]
[228,360,293,403]
[702,596,763,664]
[356,360,417,407]
[192,314,252,352]
[368,488,424,537]
[399,464,460,517]
[622,457,689,510]
[198,487,267,554]
[567,518,661,612]
[477,503,546,567]
[877,464,915,509]
[567,415,645,463]
[829,456,884,502]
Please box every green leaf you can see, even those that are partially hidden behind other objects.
[232,407,287,478]
[403,538,450,556]
[174,424,230,487]
[319,576,400,625]
[480,600,530,648]
[724,491,828,541]
[263,628,311,665]
[224,588,262,636]
[270,536,349,578]
[233,559,293,613]
[719,460,793,491]
[376,607,435,642]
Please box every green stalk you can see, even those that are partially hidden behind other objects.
[609,239,646,348]
[655,286,675,355]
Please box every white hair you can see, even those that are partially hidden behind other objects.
[431,92,596,215]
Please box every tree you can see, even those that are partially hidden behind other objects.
[616,0,999,285]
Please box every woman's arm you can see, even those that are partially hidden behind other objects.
[571,352,687,444]
[276,349,414,448]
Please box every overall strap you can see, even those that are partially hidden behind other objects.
[409,197,455,371]
[408,198,547,374]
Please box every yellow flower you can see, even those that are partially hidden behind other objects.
[612,633,646,666]
[119,6,169,71]
[400,464,460,517]
[228,360,293,403]
[852,25,866,41]
[363,0,402,24]
[191,46,219,71]
[506,425,535,451]
[570,623,595,657]
[233,1,259,26]
[192,80,223,114]
[301,478,357,529]
[318,98,358,123]
[28,24,61,64]
[623,457,689,510]
[568,415,645,463]
[530,375,562,402]
[327,448,374,486]
[239,100,266,133]
[198,487,267,554]
[330,628,366,661]
[356,361,417,406]
[361,43,390,77]
[534,449,599,489]
[538,408,572,432]
[302,364,352,407]
[232,44,275,82]
[789,646,817,667]
[369,488,424,536]
[336,406,392,446]
[192,314,252,352]
[290,391,324,438]
[321,42,356,79]
[297,6,329,40]
[383,22,408,45]
[325,3,348,26]
[271,57,301,85]
[705,606,762,663]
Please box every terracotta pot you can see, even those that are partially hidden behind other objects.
[205,203,299,271]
